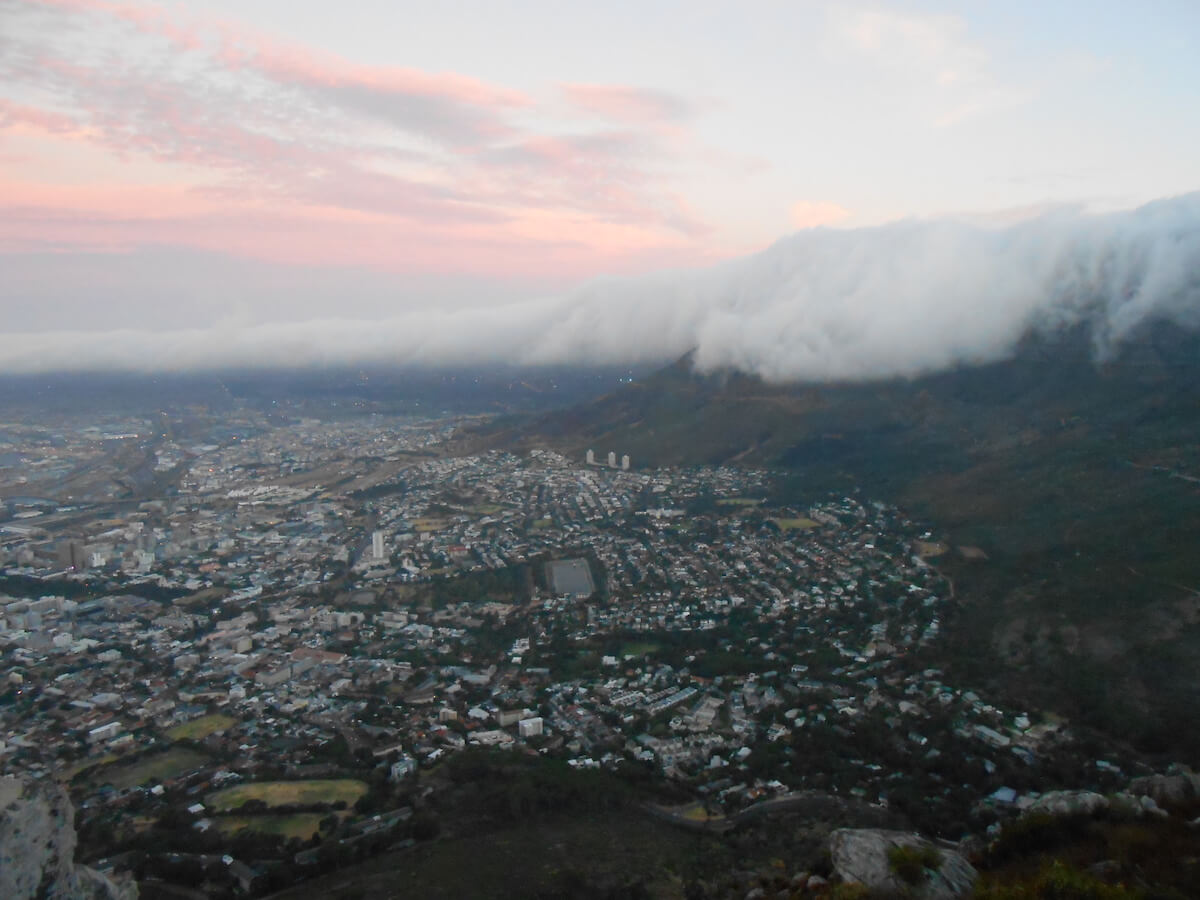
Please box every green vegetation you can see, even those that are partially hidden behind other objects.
[977,811,1200,898]
[985,812,1086,865]
[716,497,763,506]
[164,713,237,741]
[828,885,872,900]
[266,811,722,900]
[443,748,637,822]
[887,843,942,885]
[208,779,367,812]
[975,860,1144,899]
[394,563,532,611]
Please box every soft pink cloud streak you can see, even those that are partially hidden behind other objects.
[1,0,737,279]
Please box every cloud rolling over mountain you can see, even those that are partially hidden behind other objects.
[3,193,1198,381]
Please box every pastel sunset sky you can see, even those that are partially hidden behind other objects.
[1,0,1198,354]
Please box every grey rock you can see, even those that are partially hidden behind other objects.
[1129,772,1196,809]
[1175,766,1200,797]
[1027,790,1109,818]
[0,775,136,900]
[1107,792,1146,818]
[805,875,828,889]
[1139,795,1168,818]
[829,829,976,900]
[956,834,986,859]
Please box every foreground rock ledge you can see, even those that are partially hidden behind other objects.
[0,775,136,900]
[829,828,977,899]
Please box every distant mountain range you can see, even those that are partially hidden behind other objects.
[485,320,1200,755]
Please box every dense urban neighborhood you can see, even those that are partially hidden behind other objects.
[0,410,1168,895]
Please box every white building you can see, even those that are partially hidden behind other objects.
[390,755,417,781]
[586,449,595,465]
[519,717,544,738]
[607,451,617,468]
[621,454,630,471]
[371,530,385,560]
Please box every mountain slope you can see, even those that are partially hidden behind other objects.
[486,321,1200,754]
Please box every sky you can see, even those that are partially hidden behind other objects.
[1,0,1199,376]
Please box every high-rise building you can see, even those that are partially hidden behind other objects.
[607,451,617,468]
[621,454,630,471]
[56,540,86,570]
[586,449,595,465]
[371,530,385,560]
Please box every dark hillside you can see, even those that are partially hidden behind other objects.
[482,321,1200,755]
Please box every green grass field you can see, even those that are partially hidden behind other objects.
[86,747,211,791]
[215,813,327,840]
[716,497,763,506]
[914,540,949,558]
[772,517,819,531]
[208,779,367,812]
[674,802,724,823]
[620,641,661,657]
[179,586,230,608]
[165,713,237,741]
[412,518,448,533]
[63,752,120,781]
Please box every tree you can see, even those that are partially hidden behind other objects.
[411,812,440,841]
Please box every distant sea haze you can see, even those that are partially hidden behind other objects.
[2,193,1198,382]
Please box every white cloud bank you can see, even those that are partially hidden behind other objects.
[3,193,1198,382]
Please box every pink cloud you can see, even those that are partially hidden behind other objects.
[0,198,714,280]
[562,84,697,125]
[0,99,83,135]
[24,0,528,146]
[216,37,530,147]
[789,201,851,229]
[1,0,736,279]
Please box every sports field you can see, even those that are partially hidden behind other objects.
[87,747,211,791]
[215,813,327,840]
[165,713,237,741]
[771,517,819,531]
[208,779,367,812]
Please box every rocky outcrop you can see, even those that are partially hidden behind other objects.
[1026,790,1109,818]
[1129,766,1200,811]
[1019,784,1183,823]
[829,828,976,899]
[0,775,136,900]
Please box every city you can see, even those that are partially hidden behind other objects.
[0,409,1159,896]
